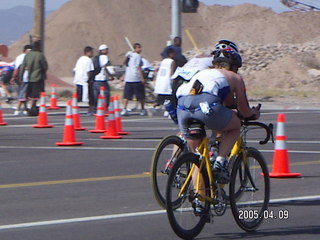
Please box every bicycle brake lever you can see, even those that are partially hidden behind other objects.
[269,123,275,143]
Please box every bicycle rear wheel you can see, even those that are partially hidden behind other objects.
[151,135,185,208]
[166,153,210,240]
[229,147,270,232]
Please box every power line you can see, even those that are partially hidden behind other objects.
[280,0,320,11]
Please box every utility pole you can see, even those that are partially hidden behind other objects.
[34,0,45,51]
[171,0,181,41]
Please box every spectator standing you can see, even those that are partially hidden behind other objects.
[12,44,32,115]
[161,36,187,67]
[73,46,95,115]
[92,44,113,109]
[0,61,14,103]
[154,47,176,108]
[19,40,48,116]
[121,43,147,116]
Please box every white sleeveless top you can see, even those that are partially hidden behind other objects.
[154,58,174,94]
[176,69,230,101]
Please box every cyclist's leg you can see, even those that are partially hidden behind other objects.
[177,96,206,197]
[186,138,205,196]
[218,112,241,158]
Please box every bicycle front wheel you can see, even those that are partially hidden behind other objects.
[166,153,210,240]
[151,135,185,208]
[229,147,270,232]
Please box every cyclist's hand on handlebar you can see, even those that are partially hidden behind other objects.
[242,104,261,121]
[251,104,261,120]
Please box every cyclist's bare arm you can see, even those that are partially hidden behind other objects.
[220,69,260,119]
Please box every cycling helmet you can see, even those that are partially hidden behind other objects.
[212,48,242,68]
[214,39,239,53]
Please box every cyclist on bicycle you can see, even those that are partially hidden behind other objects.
[176,40,260,183]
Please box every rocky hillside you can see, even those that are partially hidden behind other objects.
[8,0,320,98]
[182,38,320,99]
[9,1,320,73]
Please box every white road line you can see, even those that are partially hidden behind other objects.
[0,210,167,231]
[85,139,162,142]
[0,146,156,151]
[82,139,320,144]
[269,195,320,204]
[0,195,318,231]
[3,125,178,130]
[246,140,320,144]
[0,145,319,154]
[3,123,64,128]
[286,140,320,144]
[260,150,320,154]
[262,111,320,115]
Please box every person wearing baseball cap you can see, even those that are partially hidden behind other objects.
[99,44,108,51]
[92,44,114,109]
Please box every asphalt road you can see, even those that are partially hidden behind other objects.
[0,106,319,240]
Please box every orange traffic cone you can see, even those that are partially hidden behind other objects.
[33,92,54,128]
[269,114,301,178]
[56,100,84,146]
[114,95,128,135]
[0,97,7,126]
[89,93,106,133]
[100,96,122,139]
[47,84,60,110]
[99,86,108,116]
[72,92,86,131]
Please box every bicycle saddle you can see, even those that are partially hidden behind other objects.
[186,119,206,139]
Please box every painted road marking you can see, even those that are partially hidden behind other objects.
[263,111,320,115]
[3,125,179,131]
[0,145,319,154]
[0,195,318,231]
[0,146,155,151]
[0,160,319,190]
[81,139,320,144]
[0,173,150,189]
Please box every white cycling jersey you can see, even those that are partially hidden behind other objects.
[171,57,213,81]
[176,68,230,101]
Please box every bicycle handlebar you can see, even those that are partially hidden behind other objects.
[242,121,274,145]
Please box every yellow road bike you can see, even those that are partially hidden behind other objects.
[165,120,273,240]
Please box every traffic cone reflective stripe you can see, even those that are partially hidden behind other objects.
[269,114,301,178]
[114,95,128,135]
[100,97,122,139]
[72,92,86,131]
[33,92,54,128]
[47,84,60,109]
[89,94,106,133]
[0,98,7,126]
[56,100,84,146]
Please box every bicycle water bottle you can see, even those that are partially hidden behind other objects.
[164,100,178,124]
[209,138,218,168]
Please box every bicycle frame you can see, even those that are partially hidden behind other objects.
[178,137,221,204]
[178,132,247,204]
[177,121,272,205]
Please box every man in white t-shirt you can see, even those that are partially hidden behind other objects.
[12,44,32,115]
[73,46,95,115]
[92,44,114,109]
[121,43,147,116]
